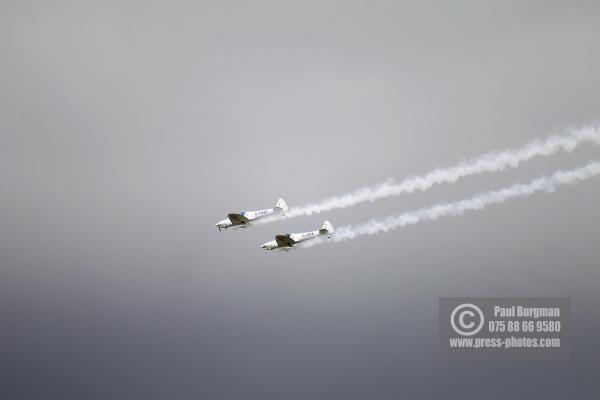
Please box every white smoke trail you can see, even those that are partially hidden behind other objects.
[302,161,600,247]
[257,125,600,224]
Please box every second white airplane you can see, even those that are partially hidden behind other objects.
[261,221,334,251]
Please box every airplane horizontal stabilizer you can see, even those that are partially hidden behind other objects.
[276,198,288,212]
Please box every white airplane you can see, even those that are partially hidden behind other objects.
[261,221,334,251]
[215,198,288,231]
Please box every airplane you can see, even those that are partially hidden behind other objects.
[215,198,288,231]
[261,221,334,250]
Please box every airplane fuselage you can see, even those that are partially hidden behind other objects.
[261,230,325,250]
[215,207,283,230]
[216,198,288,231]
[261,221,333,250]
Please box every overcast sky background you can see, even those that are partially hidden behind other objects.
[2,1,600,398]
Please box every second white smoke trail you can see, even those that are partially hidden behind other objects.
[302,161,600,247]
[258,125,599,224]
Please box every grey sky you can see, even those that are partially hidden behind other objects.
[2,1,600,399]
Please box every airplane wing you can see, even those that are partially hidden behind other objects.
[275,234,296,247]
[228,213,250,224]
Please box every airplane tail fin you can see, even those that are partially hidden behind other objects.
[319,220,334,236]
[276,198,288,213]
